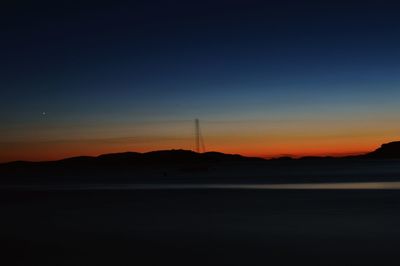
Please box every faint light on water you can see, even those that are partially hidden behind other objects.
[5,182,400,190]
[245,182,400,189]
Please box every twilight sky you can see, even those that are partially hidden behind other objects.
[1,0,400,162]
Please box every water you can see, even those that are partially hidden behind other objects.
[4,181,400,190]
[3,183,400,265]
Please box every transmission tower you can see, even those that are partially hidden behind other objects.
[195,118,206,153]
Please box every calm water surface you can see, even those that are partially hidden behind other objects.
[5,181,400,190]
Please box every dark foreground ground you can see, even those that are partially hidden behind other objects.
[1,188,400,265]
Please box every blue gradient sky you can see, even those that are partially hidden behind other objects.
[1,1,400,161]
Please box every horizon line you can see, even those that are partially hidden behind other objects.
[0,148,373,164]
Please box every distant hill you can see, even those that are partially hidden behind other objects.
[364,141,400,159]
[1,142,400,185]
[1,150,264,166]
[0,150,265,183]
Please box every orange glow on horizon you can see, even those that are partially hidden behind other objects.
[0,137,387,163]
[1,116,399,162]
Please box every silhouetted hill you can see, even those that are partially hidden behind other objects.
[0,150,265,184]
[1,150,263,167]
[364,141,400,159]
[2,142,400,186]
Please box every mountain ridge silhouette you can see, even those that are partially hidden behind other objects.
[1,142,400,185]
[363,141,400,159]
[2,141,400,166]
[1,149,264,166]
[0,149,265,183]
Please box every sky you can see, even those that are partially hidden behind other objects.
[1,0,400,162]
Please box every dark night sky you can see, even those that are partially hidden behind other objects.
[1,0,400,161]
